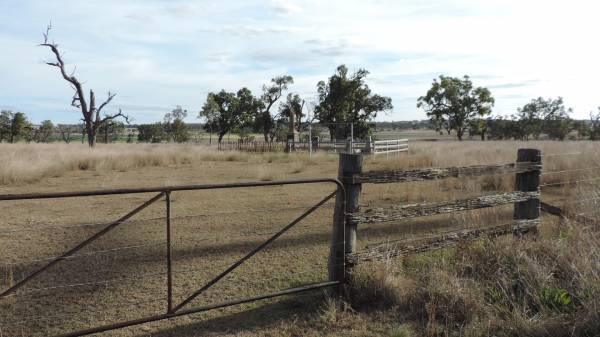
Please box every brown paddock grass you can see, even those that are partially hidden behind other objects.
[0,143,339,186]
[345,222,600,337]
[0,141,598,336]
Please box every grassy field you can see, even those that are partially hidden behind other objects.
[0,141,598,336]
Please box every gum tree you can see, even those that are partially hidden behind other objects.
[315,65,392,140]
[418,75,494,141]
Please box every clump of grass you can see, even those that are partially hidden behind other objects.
[254,166,282,181]
[346,224,600,337]
[387,324,415,337]
[289,161,307,174]
[348,261,415,309]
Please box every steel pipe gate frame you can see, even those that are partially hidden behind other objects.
[0,178,346,337]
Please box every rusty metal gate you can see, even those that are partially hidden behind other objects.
[0,178,345,337]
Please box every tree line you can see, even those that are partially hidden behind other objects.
[8,24,598,145]
[0,110,134,144]
[416,75,600,141]
[134,65,393,144]
[37,24,394,146]
[0,110,54,143]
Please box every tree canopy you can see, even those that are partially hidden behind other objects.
[199,88,261,143]
[164,106,190,143]
[315,65,392,140]
[514,97,571,141]
[35,120,55,143]
[255,75,294,141]
[279,93,305,133]
[417,75,494,140]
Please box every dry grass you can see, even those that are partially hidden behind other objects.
[0,140,598,336]
[0,143,336,186]
[346,222,600,337]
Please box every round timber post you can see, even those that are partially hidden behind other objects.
[514,148,541,235]
[329,153,362,289]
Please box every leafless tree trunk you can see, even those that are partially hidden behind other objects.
[39,23,127,147]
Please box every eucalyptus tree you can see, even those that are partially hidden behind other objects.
[315,65,392,139]
[278,93,305,133]
[516,97,571,140]
[35,120,55,143]
[591,108,600,141]
[164,106,189,143]
[417,75,494,141]
[199,88,261,143]
[256,76,294,141]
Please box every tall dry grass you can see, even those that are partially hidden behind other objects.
[2,140,598,187]
[346,223,600,337]
[339,141,600,336]
[363,140,600,210]
[0,143,335,186]
[369,140,600,173]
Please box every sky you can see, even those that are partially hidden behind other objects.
[0,0,599,124]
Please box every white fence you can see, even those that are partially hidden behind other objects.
[370,139,409,156]
[214,138,409,156]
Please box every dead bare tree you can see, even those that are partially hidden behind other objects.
[39,23,128,147]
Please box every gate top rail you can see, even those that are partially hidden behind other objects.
[0,178,343,201]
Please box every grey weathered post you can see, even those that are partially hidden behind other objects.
[363,136,372,155]
[329,153,362,286]
[514,148,541,235]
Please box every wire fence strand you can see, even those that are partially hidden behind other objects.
[0,202,335,235]
[541,166,600,175]
[540,177,600,187]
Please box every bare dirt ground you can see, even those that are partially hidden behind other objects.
[0,141,598,336]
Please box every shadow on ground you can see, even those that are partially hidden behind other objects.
[131,292,326,337]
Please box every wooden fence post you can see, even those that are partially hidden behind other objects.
[329,153,362,287]
[514,148,541,235]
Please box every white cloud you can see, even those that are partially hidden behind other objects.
[269,0,303,14]
[1,0,599,123]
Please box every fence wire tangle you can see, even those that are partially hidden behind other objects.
[0,178,345,337]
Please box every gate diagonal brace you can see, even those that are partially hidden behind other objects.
[170,190,338,313]
[0,192,165,299]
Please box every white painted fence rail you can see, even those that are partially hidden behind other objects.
[371,139,409,156]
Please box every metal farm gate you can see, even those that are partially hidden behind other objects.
[0,179,346,337]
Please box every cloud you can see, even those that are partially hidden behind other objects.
[370,73,441,85]
[114,103,172,113]
[123,13,156,23]
[1,0,599,122]
[303,38,356,57]
[269,0,303,14]
[162,3,205,18]
[488,79,540,89]
[198,25,300,38]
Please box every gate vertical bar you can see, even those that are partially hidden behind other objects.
[165,191,173,312]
